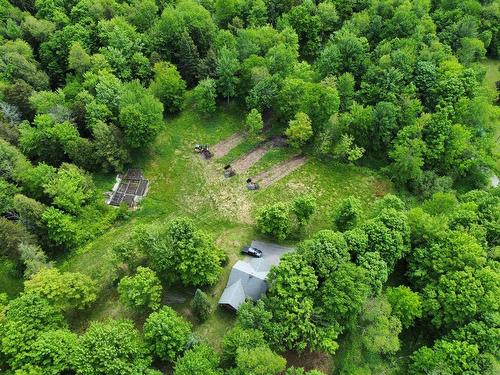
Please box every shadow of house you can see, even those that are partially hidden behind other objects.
[218,241,294,311]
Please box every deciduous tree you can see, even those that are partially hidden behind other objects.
[149,62,186,113]
[235,346,286,375]
[319,262,370,328]
[28,329,78,375]
[360,296,402,355]
[386,286,422,329]
[409,339,488,375]
[256,202,292,240]
[143,307,192,362]
[119,81,164,148]
[75,319,152,375]
[285,112,313,149]
[118,266,162,311]
[24,268,97,311]
[142,217,225,286]
[216,46,239,102]
[245,108,263,140]
[1,293,65,369]
[43,163,95,215]
[221,326,266,366]
[265,253,323,352]
[192,78,217,116]
[299,230,349,279]
[41,207,78,249]
[174,343,221,375]
[357,252,388,296]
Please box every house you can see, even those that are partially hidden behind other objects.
[218,241,294,311]
[219,258,270,310]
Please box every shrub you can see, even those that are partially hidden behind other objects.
[191,289,212,322]
[333,196,362,231]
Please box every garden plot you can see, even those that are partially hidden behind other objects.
[252,155,308,188]
[211,132,244,158]
[232,144,269,172]
[232,136,288,173]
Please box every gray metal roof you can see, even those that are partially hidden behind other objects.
[218,241,295,311]
[218,259,270,310]
[249,257,271,273]
[219,279,246,310]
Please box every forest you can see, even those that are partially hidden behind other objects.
[0,0,499,374]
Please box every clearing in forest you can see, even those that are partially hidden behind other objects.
[211,132,244,158]
[60,106,391,350]
[252,155,308,188]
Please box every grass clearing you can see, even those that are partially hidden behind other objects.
[481,59,500,172]
[58,103,392,353]
[0,258,23,298]
[483,58,500,93]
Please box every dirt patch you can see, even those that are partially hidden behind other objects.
[232,144,269,172]
[283,350,333,373]
[231,136,288,173]
[211,132,244,159]
[252,155,308,188]
[164,292,187,304]
[373,178,391,197]
[270,135,288,147]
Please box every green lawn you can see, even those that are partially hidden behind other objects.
[0,258,23,297]
[59,102,392,353]
[483,58,500,93]
[481,59,500,172]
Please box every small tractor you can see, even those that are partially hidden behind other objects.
[194,144,213,159]
[224,164,236,178]
[246,178,259,190]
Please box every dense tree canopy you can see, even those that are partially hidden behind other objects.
[139,217,225,286]
[174,343,221,375]
[75,319,152,375]
[24,268,97,311]
[0,293,65,370]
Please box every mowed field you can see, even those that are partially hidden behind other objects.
[482,59,500,171]
[55,101,391,370]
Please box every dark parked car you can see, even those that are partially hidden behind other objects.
[241,246,263,258]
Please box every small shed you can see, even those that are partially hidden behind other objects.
[106,169,149,209]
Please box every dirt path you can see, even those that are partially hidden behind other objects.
[231,136,288,173]
[252,155,308,188]
[232,144,269,172]
[211,132,244,158]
